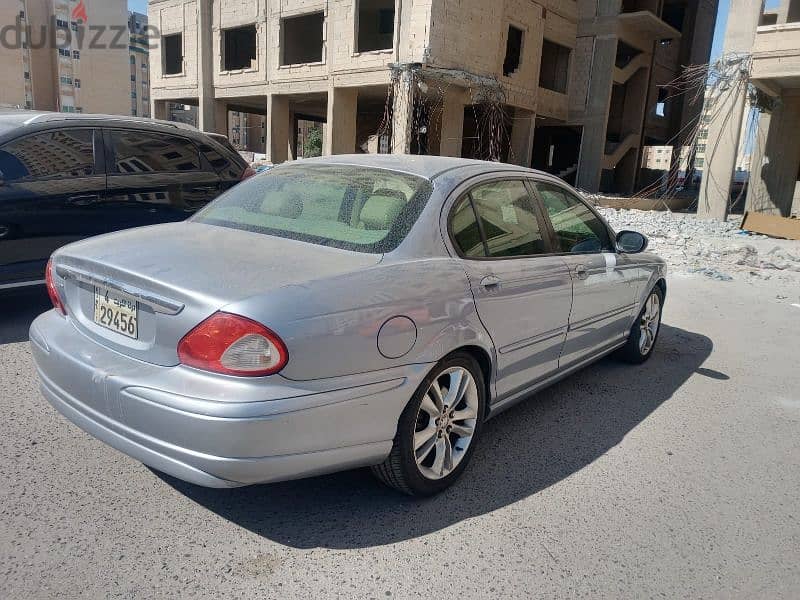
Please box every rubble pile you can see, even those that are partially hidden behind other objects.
[598,208,800,283]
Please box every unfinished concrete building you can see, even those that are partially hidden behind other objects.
[148,0,717,195]
[748,1,800,217]
[698,0,800,219]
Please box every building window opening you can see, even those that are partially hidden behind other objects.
[539,39,570,93]
[281,13,324,65]
[661,2,687,32]
[223,25,257,71]
[615,40,641,69]
[656,88,668,117]
[356,0,395,52]
[503,25,523,77]
[163,33,183,75]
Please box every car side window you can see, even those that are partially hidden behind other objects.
[469,180,548,258]
[109,130,203,174]
[535,182,611,253]
[0,128,95,181]
[451,197,486,258]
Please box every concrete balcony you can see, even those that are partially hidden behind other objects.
[617,11,681,52]
[751,22,800,96]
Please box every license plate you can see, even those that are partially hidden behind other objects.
[94,287,138,339]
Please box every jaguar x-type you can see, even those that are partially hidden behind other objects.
[30,155,666,496]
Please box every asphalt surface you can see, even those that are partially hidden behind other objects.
[1,277,798,598]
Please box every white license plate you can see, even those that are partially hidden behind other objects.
[93,287,138,339]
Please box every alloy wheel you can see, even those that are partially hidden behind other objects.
[413,367,480,480]
[639,292,661,355]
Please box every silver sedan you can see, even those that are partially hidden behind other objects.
[31,155,666,496]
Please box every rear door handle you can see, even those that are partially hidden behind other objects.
[574,265,589,280]
[67,194,101,206]
[480,275,502,290]
[0,226,9,239]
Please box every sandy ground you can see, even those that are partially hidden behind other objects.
[1,271,799,598]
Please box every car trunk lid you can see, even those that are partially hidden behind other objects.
[52,221,382,367]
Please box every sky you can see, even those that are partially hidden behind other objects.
[128,0,147,15]
[126,0,778,63]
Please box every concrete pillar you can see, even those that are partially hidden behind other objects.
[214,100,229,137]
[438,90,465,157]
[324,86,358,155]
[746,95,800,217]
[153,100,168,121]
[196,0,216,132]
[267,95,290,164]
[575,35,618,192]
[509,108,536,167]
[391,70,414,154]
[288,111,297,160]
[697,0,762,220]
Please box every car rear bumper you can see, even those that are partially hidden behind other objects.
[30,310,429,488]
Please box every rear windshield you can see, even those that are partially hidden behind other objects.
[192,164,433,253]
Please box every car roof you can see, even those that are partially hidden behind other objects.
[296,153,550,181]
[0,108,199,137]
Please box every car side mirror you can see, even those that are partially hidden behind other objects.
[616,230,648,254]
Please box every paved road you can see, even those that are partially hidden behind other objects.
[1,278,798,598]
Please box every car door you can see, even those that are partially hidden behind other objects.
[0,126,105,285]
[102,127,222,230]
[531,180,639,368]
[447,178,573,401]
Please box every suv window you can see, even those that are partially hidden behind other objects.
[109,130,203,174]
[197,140,239,179]
[452,180,548,258]
[535,182,611,253]
[0,128,95,181]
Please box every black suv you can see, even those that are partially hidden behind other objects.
[0,110,252,289]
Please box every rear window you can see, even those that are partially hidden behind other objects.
[192,164,433,253]
[197,139,242,179]
[109,130,203,174]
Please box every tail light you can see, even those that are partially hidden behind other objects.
[241,165,257,180]
[178,312,288,377]
[45,259,66,316]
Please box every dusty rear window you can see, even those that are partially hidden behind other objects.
[193,164,433,253]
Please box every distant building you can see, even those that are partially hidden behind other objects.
[229,111,265,153]
[0,0,130,115]
[129,11,150,118]
[0,1,35,109]
[167,102,197,126]
[695,85,753,175]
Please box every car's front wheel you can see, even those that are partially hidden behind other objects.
[372,352,486,496]
[618,286,664,364]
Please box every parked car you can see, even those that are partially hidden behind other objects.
[0,110,252,289]
[30,155,666,496]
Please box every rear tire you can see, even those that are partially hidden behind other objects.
[618,286,664,364]
[371,352,486,496]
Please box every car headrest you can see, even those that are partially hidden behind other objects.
[261,191,303,219]
[360,194,405,230]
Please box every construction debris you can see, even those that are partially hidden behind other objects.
[598,208,800,284]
